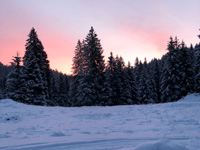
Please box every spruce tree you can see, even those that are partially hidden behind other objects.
[0,62,14,99]
[6,52,25,101]
[49,74,59,106]
[102,52,117,106]
[0,62,6,99]
[149,59,161,103]
[72,40,84,75]
[76,27,105,106]
[134,58,143,103]
[112,56,127,105]
[177,41,193,96]
[124,62,137,104]
[161,37,181,102]
[70,40,84,105]
[23,28,51,105]
[186,44,195,93]
[137,59,152,104]
[56,73,69,106]
[64,75,70,106]
[194,31,200,93]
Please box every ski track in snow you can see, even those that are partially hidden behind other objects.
[0,94,200,150]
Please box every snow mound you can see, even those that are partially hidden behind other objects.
[0,99,23,108]
[134,140,189,150]
[0,99,17,105]
[178,93,200,103]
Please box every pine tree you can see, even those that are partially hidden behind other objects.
[102,68,112,106]
[64,75,70,106]
[6,52,26,101]
[177,41,194,96]
[124,62,137,104]
[134,57,143,103]
[0,62,6,99]
[102,52,117,106]
[0,62,14,99]
[76,27,105,106]
[137,59,152,104]
[23,28,51,105]
[187,44,195,93]
[49,74,58,106]
[194,31,200,93]
[161,37,181,102]
[72,40,84,75]
[145,58,154,103]
[113,55,122,105]
[107,54,128,105]
[56,73,68,106]
[70,40,85,105]
[149,59,161,103]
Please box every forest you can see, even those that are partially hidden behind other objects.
[0,27,200,107]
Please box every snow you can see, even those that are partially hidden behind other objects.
[134,140,189,150]
[0,94,200,150]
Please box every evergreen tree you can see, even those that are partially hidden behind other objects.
[0,62,6,99]
[134,58,143,103]
[124,62,137,104]
[137,59,152,104]
[72,40,84,75]
[64,75,70,106]
[6,52,26,101]
[194,31,200,93]
[56,74,68,106]
[70,40,82,105]
[185,44,195,93]
[74,65,86,106]
[76,27,105,106]
[144,58,154,103]
[102,68,112,106]
[0,62,15,99]
[149,59,161,103]
[49,74,59,106]
[23,28,51,105]
[102,52,117,106]
[110,56,133,105]
[177,41,193,96]
[161,37,181,102]
[113,55,124,105]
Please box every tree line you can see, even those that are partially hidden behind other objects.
[1,27,200,106]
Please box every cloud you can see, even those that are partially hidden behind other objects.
[1,0,200,73]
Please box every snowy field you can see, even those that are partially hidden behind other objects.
[0,94,200,150]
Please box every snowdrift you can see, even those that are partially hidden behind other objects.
[0,94,199,150]
[134,140,189,150]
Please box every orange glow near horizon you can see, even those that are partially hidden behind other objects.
[1,26,199,75]
[40,32,76,74]
[1,0,200,74]
[1,28,169,75]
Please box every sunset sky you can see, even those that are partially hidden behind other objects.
[1,0,200,74]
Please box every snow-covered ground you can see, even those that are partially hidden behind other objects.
[0,94,200,150]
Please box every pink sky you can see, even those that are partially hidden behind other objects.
[1,0,200,74]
